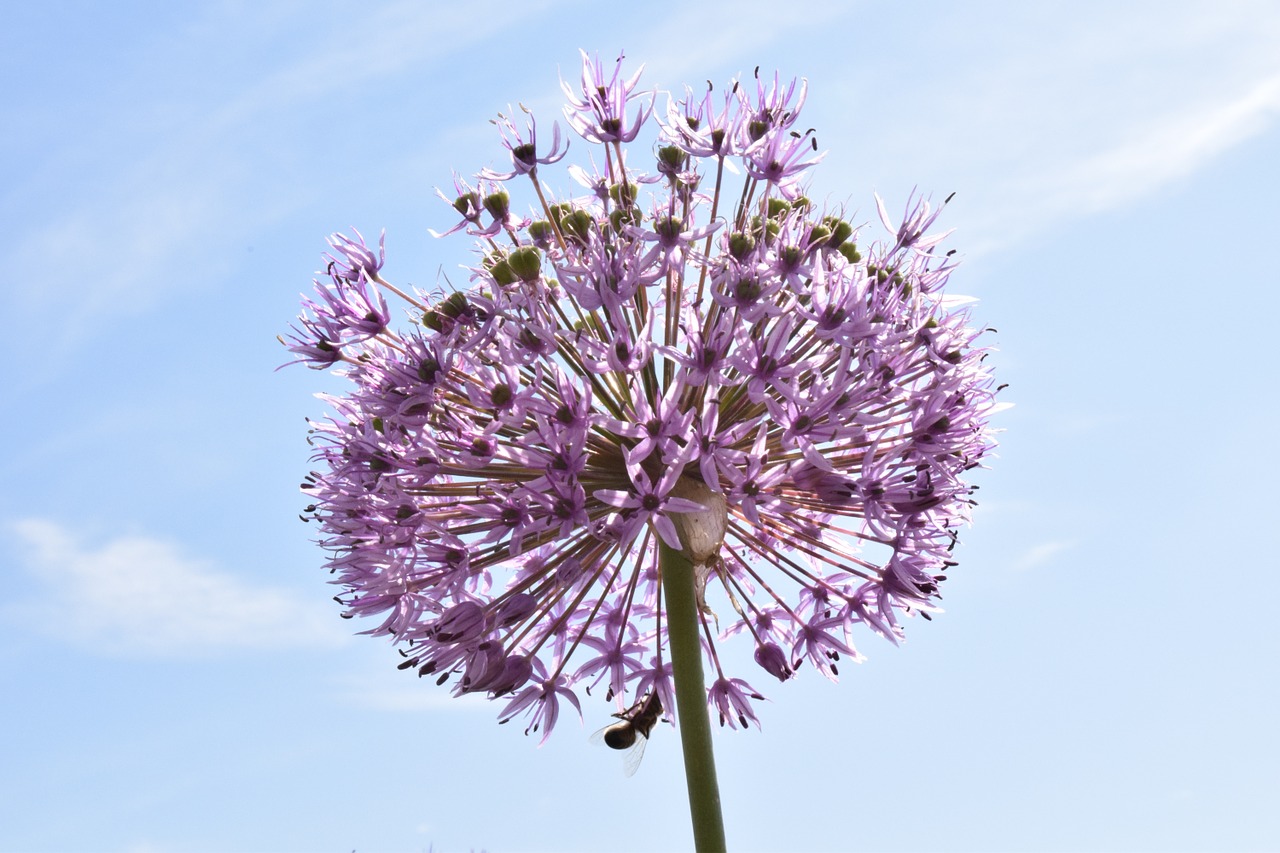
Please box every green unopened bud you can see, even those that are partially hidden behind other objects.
[766,198,792,220]
[528,220,555,246]
[452,194,476,217]
[417,357,441,383]
[608,182,637,208]
[483,190,510,221]
[808,224,833,246]
[442,291,469,318]
[510,143,535,168]
[507,247,542,283]
[561,209,594,244]
[822,216,854,247]
[654,216,683,241]
[838,243,862,264]
[657,145,685,173]
[609,207,640,233]
[488,258,517,286]
[728,232,756,261]
[733,276,762,302]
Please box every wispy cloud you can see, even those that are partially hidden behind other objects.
[1012,540,1074,572]
[3,518,346,656]
[6,1,560,374]
[1015,73,1280,231]
[821,3,1280,254]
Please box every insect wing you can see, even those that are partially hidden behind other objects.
[591,692,660,776]
[620,729,648,777]
[590,722,647,776]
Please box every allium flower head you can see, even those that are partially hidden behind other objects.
[284,54,1002,742]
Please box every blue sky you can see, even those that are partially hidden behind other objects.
[3,2,1279,851]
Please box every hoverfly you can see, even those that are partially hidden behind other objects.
[590,691,663,777]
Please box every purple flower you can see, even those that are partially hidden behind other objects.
[479,105,568,182]
[285,55,1002,742]
[737,69,808,143]
[742,126,825,189]
[708,676,766,730]
[661,82,743,159]
[561,50,653,144]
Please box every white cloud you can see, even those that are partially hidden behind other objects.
[1016,73,1280,228]
[3,518,346,657]
[6,1,562,376]
[820,2,1280,254]
[1012,540,1074,572]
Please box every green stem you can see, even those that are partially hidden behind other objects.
[660,540,727,852]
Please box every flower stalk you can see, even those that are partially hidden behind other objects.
[661,540,727,853]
